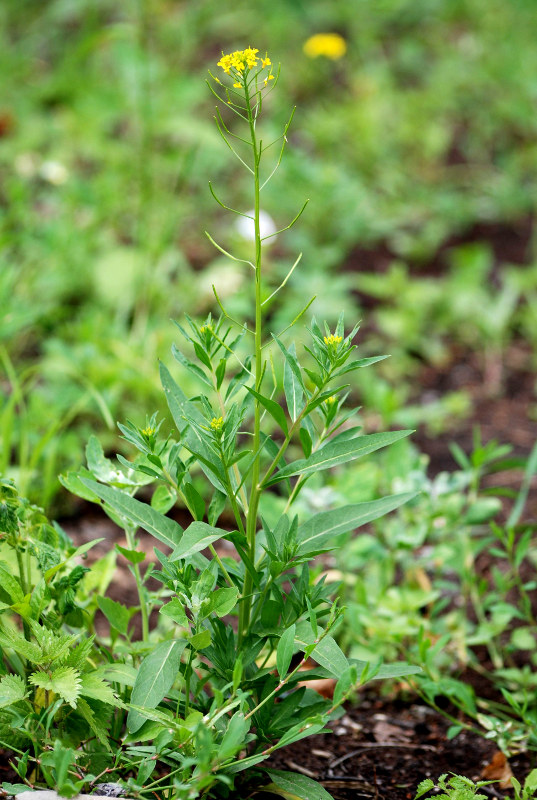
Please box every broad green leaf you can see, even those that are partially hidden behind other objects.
[0,675,26,708]
[246,387,288,435]
[206,587,239,618]
[277,624,296,681]
[295,623,348,677]
[183,482,205,521]
[263,430,413,486]
[170,521,227,560]
[266,769,335,800]
[80,479,183,549]
[160,598,189,627]
[0,629,41,663]
[128,639,187,733]
[79,671,117,705]
[103,663,139,687]
[97,596,130,636]
[297,492,417,554]
[189,629,211,650]
[29,667,81,708]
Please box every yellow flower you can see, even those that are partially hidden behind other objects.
[303,33,347,60]
[141,426,155,437]
[324,334,343,346]
[210,416,224,432]
[233,82,242,88]
[263,75,275,85]
[217,47,270,78]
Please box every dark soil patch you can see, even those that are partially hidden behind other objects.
[259,692,523,800]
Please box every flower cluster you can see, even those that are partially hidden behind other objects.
[210,416,224,432]
[217,48,273,88]
[303,33,347,60]
[324,334,343,346]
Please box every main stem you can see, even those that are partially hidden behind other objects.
[240,83,262,643]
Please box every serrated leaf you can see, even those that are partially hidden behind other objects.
[266,769,335,800]
[76,696,112,751]
[264,430,413,486]
[0,563,23,604]
[29,667,81,708]
[79,671,117,705]
[128,639,187,733]
[297,492,417,554]
[170,521,228,560]
[80,479,183,549]
[0,675,27,708]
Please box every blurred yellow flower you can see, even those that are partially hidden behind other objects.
[303,33,347,60]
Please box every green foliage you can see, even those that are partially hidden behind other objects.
[414,773,495,800]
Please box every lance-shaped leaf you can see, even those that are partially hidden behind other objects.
[296,492,417,554]
[266,769,335,800]
[246,387,288,435]
[273,338,305,422]
[80,479,183,549]
[263,430,413,486]
[128,638,187,733]
[295,622,349,677]
[170,521,229,560]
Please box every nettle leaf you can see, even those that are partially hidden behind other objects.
[0,629,42,664]
[79,671,117,705]
[170,521,228,560]
[29,667,81,708]
[97,596,130,636]
[0,563,24,604]
[76,696,112,751]
[266,769,335,800]
[263,430,413,486]
[296,492,417,554]
[128,639,188,734]
[80,479,183,549]
[0,675,27,708]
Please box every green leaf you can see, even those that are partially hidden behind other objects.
[189,629,211,650]
[277,624,296,681]
[277,339,305,422]
[80,478,183,549]
[295,623,348,677]
[246,387,288,435]
[128,639,187,734]
[208,489,227,526]
[170,521,228,560]
[297,492,417,554]
[115,544,146,565]
[160,598,189,627]
[172,343,213,387]
[206,587,239,618]
[79,671,117,705]
[263,430,413,486]
[266,769,335,800]
[184,481,205,521]
[0,675,27,708]
[97,596,130,636]
[219,711,249,760]
[29,667,81,708]
[102,663,139,687]
[0,564,23,604]
[77,696,112,751]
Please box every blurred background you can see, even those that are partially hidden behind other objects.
[1,0,536,512]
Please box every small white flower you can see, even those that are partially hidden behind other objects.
[236,210,277,244]
[40,160,69,185]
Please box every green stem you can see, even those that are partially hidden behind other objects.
[240,81,263,644]
[124,526,149,644]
